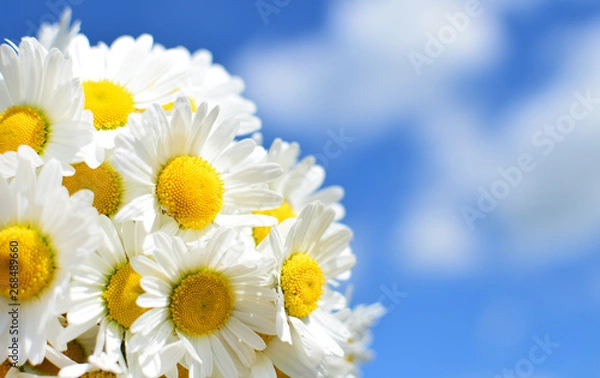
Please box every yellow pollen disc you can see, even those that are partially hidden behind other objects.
[280,253,325,318]
[62,162,123,216]
[170,270,234,336]
[0,105,49,154]
[103,263,149,329]
[156,156,224,230]
[0,226,55,301]
[82,80,135,131]
[253,201,296,245]
[32,340,87,375]
[162,97,198,112]
[82,372,117,378]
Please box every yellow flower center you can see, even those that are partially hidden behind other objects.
[0,226,55,301]
[62,162,123,216]
[280,253,325,318]
[170,270,234,336]
[103,263,149,329]
[82,372,117,378]
[31,340,87,375]
[253,201,296,245]
[156,156,224,230]
[82,80,135,131]
[0,105,49,154]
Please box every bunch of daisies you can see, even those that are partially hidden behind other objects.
[0,9,384,378]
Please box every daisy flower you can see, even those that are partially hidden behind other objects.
[340,302,386,365]
[61,217,151,369]
[37,8,81,53]
[128,228,278,377]
[260,202,356,366]
[0,154,100,366]
[252,138,345,245]
[68,32,192,157]
[112,98,283,241]
[322,301,386,377]
[246,290,349,378]
[247,324,322,378]
[0,38,95,174]
[166,48,261,135]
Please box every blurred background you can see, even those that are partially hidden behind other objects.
[3,0,600,376]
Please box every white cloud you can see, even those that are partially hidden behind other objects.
[394,196,481,276]
[461,23,600,267]
[234,0,526,133]
[396,21,600,275]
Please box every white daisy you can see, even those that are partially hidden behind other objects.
[68,33,192,156]
[245,288,349,378]
[165,48,261,135]
[128,228,278,378]
[37,8,81,53]
[112,98,283,241]
[61,216,152,367]
[338,302,386,365]
[0,38,95,174]
[246,325,322,378]
[321,301,386,378]
[252,138,345,245]
[260,202,356,364]
[0,154,100,366]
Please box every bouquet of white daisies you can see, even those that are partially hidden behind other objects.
[0,9,384,378]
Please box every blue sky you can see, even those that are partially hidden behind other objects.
[3,0,600,376]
